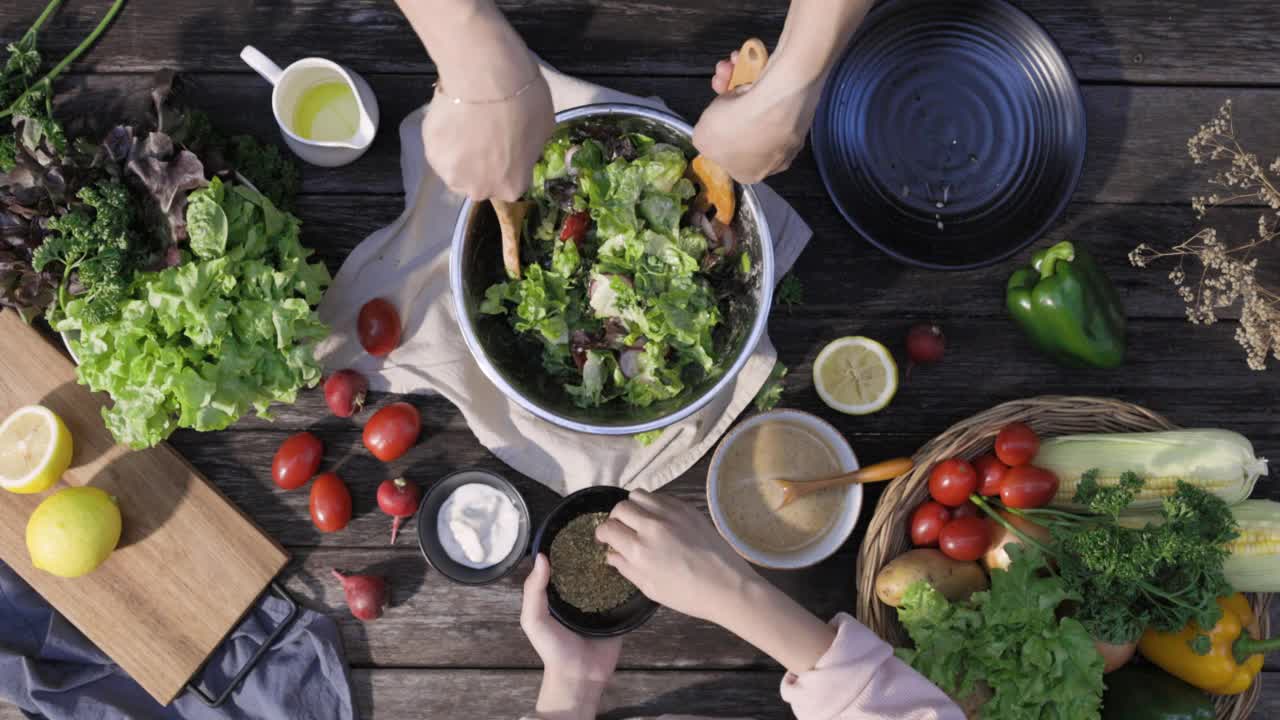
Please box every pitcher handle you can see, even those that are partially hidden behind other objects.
[241,45,284,86]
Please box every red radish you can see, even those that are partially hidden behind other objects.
[331,570,390,622]
[377,477,422,544]
[325,369,369,417]
[905,323,946,377]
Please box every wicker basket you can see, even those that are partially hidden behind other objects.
[854,395,1270,720]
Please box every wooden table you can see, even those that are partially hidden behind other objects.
[4,0,1279,717]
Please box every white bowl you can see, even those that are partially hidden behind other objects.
[706,409,862,569]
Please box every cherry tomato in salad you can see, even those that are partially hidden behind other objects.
[910,502,952,546]
[951,501,981,521]
[939,516,992,562]
[928,458,978,507]
[1000,465,1059,509]
[560,212,590,246]
[271,431,323,490]
[974,453,1009,496]
[995,422,1040,467]
[363,402,422,462]
[310,472,352,533]
[358,298,402,357]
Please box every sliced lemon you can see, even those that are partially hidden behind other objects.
[813,337,899,415]
[0,405,74,494]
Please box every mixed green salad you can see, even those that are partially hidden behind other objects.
[480,125,749,409]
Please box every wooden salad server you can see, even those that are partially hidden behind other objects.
[775,457,915,510]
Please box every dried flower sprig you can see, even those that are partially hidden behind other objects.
[1130,100,1280,370]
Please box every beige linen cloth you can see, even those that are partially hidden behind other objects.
[315,65,812,495]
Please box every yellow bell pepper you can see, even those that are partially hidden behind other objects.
[1138,593,1280,695]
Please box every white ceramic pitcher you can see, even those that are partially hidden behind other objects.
[241,45,379,168]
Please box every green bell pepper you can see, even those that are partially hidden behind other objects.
[1102,664,1215,720]
[1006,241,1126,368]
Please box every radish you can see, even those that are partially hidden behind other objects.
[324,369,368,417]
[905,323,946,378]
[376,476,422,544]
[331,570,389,621]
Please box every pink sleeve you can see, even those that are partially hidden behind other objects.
[780,613,965,720]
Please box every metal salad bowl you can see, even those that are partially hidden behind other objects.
[449,104,774,435]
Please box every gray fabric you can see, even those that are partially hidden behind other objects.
[0,562,356,720]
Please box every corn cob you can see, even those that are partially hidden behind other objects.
[1119,500,1280,592]
[1035,429,1268,513]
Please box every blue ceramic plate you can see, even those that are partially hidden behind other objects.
[811,0,1086,270]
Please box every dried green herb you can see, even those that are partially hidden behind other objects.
[549,512,636,613]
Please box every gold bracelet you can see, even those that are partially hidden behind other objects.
[433,76,539,105]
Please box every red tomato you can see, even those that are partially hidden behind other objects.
[363,402,422,462]
[951,501,981,520]
[928,458,978,507]
[310,472,352,533]
[995,422,1040,466]
[560,212,590,246]
[271,431,323,490]
[974,453,1009,496]
[1000,464,1060,509]
[910,502,952,546]
[939,517,992,562]
[358,298,402,357]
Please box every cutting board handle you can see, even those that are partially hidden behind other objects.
[186,582,300,707]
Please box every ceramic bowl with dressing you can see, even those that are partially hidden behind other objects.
[706,410,863,569]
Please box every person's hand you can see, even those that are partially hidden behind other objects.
[596,490,756,625]
[422,52,555,202]
[521,554,621,720]
[693,48,826,184]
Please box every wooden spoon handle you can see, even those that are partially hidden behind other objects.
[728,38,769,90]
[795,457,915,493]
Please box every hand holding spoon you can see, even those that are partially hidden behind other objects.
[775,457,914,510]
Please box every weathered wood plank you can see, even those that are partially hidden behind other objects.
[0,669,1277,718]
[48,73,1280,206]
[10,0,1280,84]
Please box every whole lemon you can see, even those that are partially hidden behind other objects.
[26,487,122,578]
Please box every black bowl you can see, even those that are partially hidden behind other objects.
[811,0,1086,270]
[417,469,531,585]
[531,487,658,637]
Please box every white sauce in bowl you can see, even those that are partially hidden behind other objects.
[437,483,521,569]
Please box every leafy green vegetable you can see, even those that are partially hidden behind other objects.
[978,472,1239,645]
[634,429,663,446]
[483,127,743,409]
[753,361,787,411]
[777,273,804,311]
[897,545,1105,720]
[33,180,144,323]
[223,134,300,211]
[55,178,330,448]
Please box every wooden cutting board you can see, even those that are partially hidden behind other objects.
[0,311,289,705]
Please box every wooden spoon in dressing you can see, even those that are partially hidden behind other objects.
[775,457,914,510]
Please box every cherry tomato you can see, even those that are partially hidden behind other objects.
[995,422,1040,467]
[910,502,952,546]
[939,517,993,562]
[271,431,323,490]
[951,501,981,521]
[1000,464,1060,509]
[358,298,402,357]
[363,402,422,462]
[560,212,590,246]
[310,472,352,533]
[928,458,978,507]
[974,453,1009,496]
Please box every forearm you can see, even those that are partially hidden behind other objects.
[533,670,606,720]
[774,0,874,83]
[395,0,537,100]
[714,575,838,675]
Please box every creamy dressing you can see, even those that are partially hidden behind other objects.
[717,421,845,552]
[436,483,521,568]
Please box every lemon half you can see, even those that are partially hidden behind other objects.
[0,405,73,494]
[813,337,899,415]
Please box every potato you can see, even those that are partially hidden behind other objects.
[982,511,1052,572]
[875,548,988,608]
